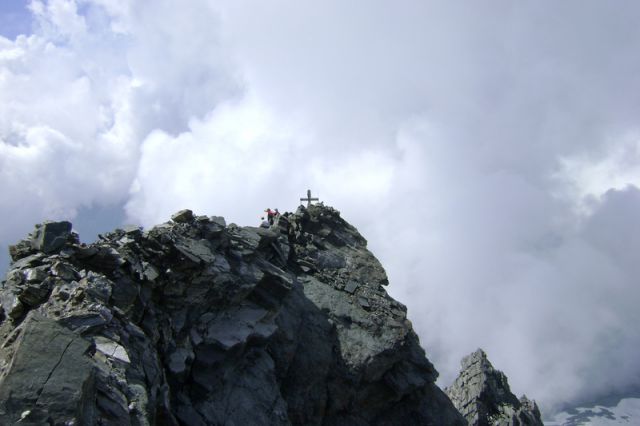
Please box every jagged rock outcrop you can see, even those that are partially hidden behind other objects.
[446,349,543,426]
[0,204,467,425]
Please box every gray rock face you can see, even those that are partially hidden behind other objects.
[171,209,195,223]
[31,221,73,254]
[0,312,95,424]
[0,204,469,425]
[8,221,75,261]
[446,349,543,426]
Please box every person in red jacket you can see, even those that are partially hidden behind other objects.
[265,208,275,225]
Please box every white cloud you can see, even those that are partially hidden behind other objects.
[557,136,640,214]
[124,94,399,228]
[0,20,136,243]
[2,0,640,415]
[29,0,87,41]
[0,0,240,240]
[375,123,640,411]
[125,96,304,226]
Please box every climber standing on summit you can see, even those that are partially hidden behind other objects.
[265,208,275,225]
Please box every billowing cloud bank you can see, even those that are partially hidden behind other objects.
[2,0,640,413]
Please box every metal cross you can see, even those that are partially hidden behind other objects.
[300,189,319,207]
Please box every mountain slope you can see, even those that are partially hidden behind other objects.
[0,204,466,425]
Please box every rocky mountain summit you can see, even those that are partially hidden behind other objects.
[446,349,543,426]
[0,204,539,425]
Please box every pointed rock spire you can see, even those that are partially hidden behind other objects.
[446,349,544,426]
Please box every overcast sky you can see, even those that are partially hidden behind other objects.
[2,0,640,415]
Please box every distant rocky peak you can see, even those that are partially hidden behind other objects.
[446,349,543,426]
[461,349,520,407]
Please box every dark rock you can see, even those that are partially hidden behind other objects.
[210,215,226,227]
[344,281,359,294]
[176,399,207,426]
[8,239,35,261]
[0,313,94,425]
[51,260,79,281]
[358,295,371,309]
[171,209,194,223]
[5,297,25,319]
[202,304,276,350]
[110,276,139,314]
[18,277,54,307]
[174,237,216,264]
[0,205,542,425]
[82,272,113,304]
[229,226,278,254]
[8,252,46,270]
[58,310,113,333]
[446,349,544,426]
[74,244,99,259]
[123,224,143,236]
[30,220,72,253]
[24,265,49,282]
[167,347,193,377]
[315,250,346,270]
[84,246,125,271]
[142,261,160,281]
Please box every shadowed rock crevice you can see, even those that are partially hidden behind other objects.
[0,204,514,424]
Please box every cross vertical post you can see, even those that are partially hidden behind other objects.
[300,189,319,207]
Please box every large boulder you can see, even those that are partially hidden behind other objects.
[30,221,73,254]
[171,209,194,223]
[0,313,94,424]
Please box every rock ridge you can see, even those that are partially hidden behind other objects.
[0,204,467,425]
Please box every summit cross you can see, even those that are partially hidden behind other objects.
[300,189,319,207]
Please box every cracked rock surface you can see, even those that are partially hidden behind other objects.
[0,204,468,425]
[445,349,543,426]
